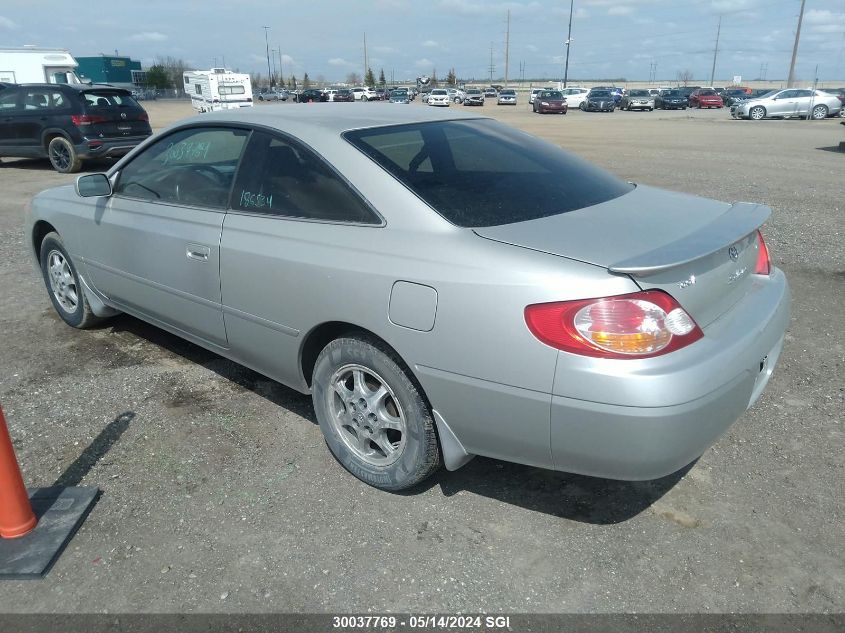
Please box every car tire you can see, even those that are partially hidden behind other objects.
[47,137,82,174]
[750,106,766,120]
[39,232,104,329]
[312,335,441,491]
[811,104,828,120]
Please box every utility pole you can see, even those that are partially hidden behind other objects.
[363,32,368,80]
[262,26,271,87]
[489,43,495,83]
[709,15,721,87]
[563,0,574,88]
[787,0,806,87]
[277,47,284,84]
[271,49,277,85]
[504,9,510,87]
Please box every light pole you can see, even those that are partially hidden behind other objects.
[786,0,806,88]
[262,26,271,88]
[271,48,278,86]
[563,0,574,88]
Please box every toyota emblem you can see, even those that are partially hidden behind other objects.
[728,245,739,261]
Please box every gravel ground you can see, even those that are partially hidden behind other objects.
[0,100,842,614]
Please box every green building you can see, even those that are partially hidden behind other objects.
[76,55,146,87]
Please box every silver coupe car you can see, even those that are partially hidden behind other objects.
[26,105,789,491]
[731,88,842,120]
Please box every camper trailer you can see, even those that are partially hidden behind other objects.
[183,68,253,112]
[0,47,82,84]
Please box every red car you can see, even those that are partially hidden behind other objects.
[688,89,724,109]
[532,89,568,114]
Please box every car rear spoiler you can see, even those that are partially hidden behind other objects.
[608,202,771,276]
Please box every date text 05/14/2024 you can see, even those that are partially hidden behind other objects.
[332,615,512,629]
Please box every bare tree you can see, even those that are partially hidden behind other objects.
[345,72,362,86]
[676,69,694,86]
[155,56,189,95]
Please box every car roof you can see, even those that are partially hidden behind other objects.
[187,102,489,138]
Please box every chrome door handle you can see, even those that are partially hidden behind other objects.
[186,244,210,262]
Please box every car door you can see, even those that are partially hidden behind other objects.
[792,89,815,116]
[0,87,22,151]
[768,90,797,116]
[80,125,250,348]
[219,129,383,388]
[17,88,73,155]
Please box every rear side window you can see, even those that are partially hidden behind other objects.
[21,89,68,110]
[345,119,633,227]
[231,130,380,224]
[82,91,140,108]
[114,127,249,208]
[0,89,19,110]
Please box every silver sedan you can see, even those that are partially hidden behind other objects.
[731,89,842,120]
[26,105,789,491]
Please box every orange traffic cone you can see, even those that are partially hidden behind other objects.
[0,405,37,538]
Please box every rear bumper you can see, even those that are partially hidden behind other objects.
[76,136,150,159]
[419,268,789,480]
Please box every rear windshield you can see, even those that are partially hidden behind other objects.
[629,90,649,96]
[81,90,140,108]
[344,119,633,228]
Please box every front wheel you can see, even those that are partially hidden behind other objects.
[749,106,766,120]
[47,137,82,174]
[39,232,103,329]
[312,336,441,491]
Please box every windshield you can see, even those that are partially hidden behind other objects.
[700,90,717,96]
[344,119,633,228]
[431,90,447,95]
[589,90,612,98]
[540,91,563,99]
[629,90,649,96]
[664,91,683,97]
[500,90,515,95]
[467,89,481,94]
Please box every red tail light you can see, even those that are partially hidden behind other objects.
[525,290,703,359]
[754,230,771,275]
[138,112,149,122]
[71,114,107,126]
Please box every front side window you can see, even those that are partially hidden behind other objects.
[345,119,633,227]
[231,130,380,224]
[219,85,245,95]
[114,127,249,209]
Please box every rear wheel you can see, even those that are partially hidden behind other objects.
[39,232,102,329]
[47,137,82,174]
[312,336,441,491]
[811,104,828,120]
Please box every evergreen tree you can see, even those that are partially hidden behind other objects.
[446,68,457,85]
[302,72,311,89]
[364,67,376,87]
[378,68,386,87]
[145,65,171,89]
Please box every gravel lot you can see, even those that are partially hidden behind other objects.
[0,99,842,614]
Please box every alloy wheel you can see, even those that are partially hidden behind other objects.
[50,142,71,171]
[327,364,407,466]
[47,250,79,313]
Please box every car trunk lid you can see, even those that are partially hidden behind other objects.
[473,184,769,327]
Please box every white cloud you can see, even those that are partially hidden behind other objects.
[328,57,354,67]
[607,6,633,16]
[280,54,295,65]
[437,0,542,17]
[129,31,167,42]
[414,58,434,68]
[422,40,439,48]
[0,15,20,29]
[804,9,845,34]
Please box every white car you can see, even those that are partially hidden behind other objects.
[497,89,517,105]
[351,86,378,101]
[529,88,544,105]
[427,89,450,107]
[446,88,465,103]
[560,87,590,109]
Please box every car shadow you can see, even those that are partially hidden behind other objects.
[427,457,693,524]
[104,314,317,423]
[99,314,688,523]
[816,145,845,153]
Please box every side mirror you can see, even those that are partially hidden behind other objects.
[75,173,112,198]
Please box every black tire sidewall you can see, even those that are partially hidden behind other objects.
[40,234,86,327]
[48,137,79,174]
[312,337,438,491]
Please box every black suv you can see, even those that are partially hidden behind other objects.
[0,83,152,173]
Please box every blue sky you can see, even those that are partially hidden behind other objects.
[2,0,844,83]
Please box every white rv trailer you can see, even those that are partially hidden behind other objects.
[0,47,82,84]
[183,68,253,112]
